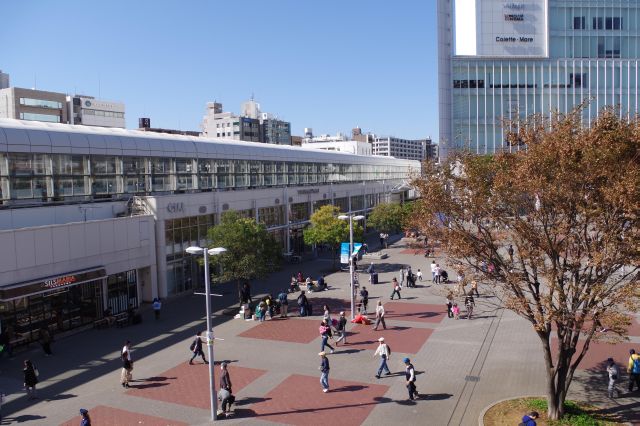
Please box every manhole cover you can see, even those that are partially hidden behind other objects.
[465,375,480,382]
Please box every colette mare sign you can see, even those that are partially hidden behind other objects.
[43,275,77,289]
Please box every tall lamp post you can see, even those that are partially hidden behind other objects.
[186,245,227,421]
[338,214,365,319]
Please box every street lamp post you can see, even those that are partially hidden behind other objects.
[338,214,365,319]
[186,246,227,421]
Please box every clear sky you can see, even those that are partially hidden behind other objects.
[1,1,438,140]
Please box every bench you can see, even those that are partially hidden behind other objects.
[115,313,129,328]
[94,318,109,329]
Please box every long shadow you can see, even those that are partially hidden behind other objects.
[247,395,396,418]
[44,393,76,401]
[2,414,47,423]
[422,393,453,401]
[234,396,272,406]
[333,349,362,355]
[129,382,169,389]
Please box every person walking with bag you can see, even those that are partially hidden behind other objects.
[189,332,209,365]
[334,311,348,345]
[390,278,402,300]
[374,337,391,378]
[359,287,369,314]
[373,301,387,330]
[23,359,38,399]
[121,341,133,388]
[627,349,640,392]
[319,320,335,354]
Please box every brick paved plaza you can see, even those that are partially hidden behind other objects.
[1,236,638,425]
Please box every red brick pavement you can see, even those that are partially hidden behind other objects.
[249,374,390,426]
[239,317,321,344]
[551,339,638,370]
[341,323,433,355]
[383,302,447,324]
[125,363,266,410]
[59,405,188,426]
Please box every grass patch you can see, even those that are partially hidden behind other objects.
[483,397,622,425]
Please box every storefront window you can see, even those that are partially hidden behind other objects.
[107,270,138,314]
[351,195,364,211]
[258,205,285,227]
[334,197,349,213]
[289,202,310,222]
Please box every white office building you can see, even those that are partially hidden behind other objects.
[0,119,418,342]
[372,136,432,162]
[438,0,640,158]
[302,139,373,156]
[69,96,125,128]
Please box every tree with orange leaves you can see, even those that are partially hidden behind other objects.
[410,107,639,420]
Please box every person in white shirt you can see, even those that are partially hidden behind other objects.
[416,269,423,281]
[120,340,133,388]
[434,264,442,283]
[152,298,162,320]
[373,301,387,330]
[374,337,391,378]
[430,261,437,281]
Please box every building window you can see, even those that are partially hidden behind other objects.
[592,17,603,30]
[573,16,585,29]
[569,73,588,88]
[19,112,60,123]
[19,98,62,109]
[606,17,622,30]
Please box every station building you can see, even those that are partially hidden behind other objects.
[0,118,418,340]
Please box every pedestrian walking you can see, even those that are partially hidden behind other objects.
[121,341,133,388]
[465,293,475,319]
[277,289,289,318]
[606,357,619,398]
[434,264,442,283]
[220,362,232,392]
[628,349,640,392]
[189,332,209,365]
[379,232,384,247]
[360,286,369,314]
[23,359,38,399]
[403,357,419,400]
[319,320,335,353]
[373,301,387,330]
[446,291,454,318]
[390,278,402,300]
[334,312,348,345]
[319,351,330,392]
[152,298,162,320]
[79,408,91,426]
[452,303,460,319]
[508,244,514,263]
[416,269,423,281]
[374,337,391,378]
[400,267,406,286]
[323,304,332,325]
[39,326,53,356]
[430,260,436,281]
[120,350,133,388]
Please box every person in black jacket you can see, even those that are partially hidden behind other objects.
[297,291,309,317]
[23,359,38,399]
[220,362,232,392]
[189,332,208,365]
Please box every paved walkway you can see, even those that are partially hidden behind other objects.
[1,236,638,425]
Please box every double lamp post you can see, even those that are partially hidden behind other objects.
[338,214,364,319]
[185,245,227,422]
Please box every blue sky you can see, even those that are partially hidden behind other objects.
[2,1,438,140]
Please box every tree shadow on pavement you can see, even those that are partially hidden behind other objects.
[573,359,640,424]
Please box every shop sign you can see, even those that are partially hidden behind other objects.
[0,268,106,301]
[167,202,184,213]
[297,188,319,195]
[43,275,77,289]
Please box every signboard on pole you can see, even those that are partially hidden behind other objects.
[340,242,364,264]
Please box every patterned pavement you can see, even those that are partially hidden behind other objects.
[248,374,390,426]
[59,405,188,426]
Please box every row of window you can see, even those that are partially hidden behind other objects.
[573,16,623,30]
[19,98,63,109]
[0,153,410,201]
[455,73,589,90]
[82,109,125,119]
[19,112,61,123]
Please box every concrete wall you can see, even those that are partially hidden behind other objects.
[0,215,156,289]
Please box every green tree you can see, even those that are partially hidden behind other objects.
[206,211,282,302]
[410,107,639,420]
[367,202,404,234]
[304,205,362,269]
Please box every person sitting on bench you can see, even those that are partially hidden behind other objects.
[103,307,116,326]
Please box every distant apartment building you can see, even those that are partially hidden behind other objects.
[0,87,68,124]
[372,136,434,162]
[201,99,291,144]
[0,70,9,89]
[69,95,125,128]
[301,128,372,156]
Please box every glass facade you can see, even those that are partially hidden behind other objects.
[0,152,410,204]
[440,0,640,155]
[19,112,61,123]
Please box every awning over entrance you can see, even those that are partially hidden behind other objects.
[0,267,106,301]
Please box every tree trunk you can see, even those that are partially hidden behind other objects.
[539,332,569,420]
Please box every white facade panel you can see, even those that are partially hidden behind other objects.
[34,227,54,266]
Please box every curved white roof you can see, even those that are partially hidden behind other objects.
[0,119,420,168]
